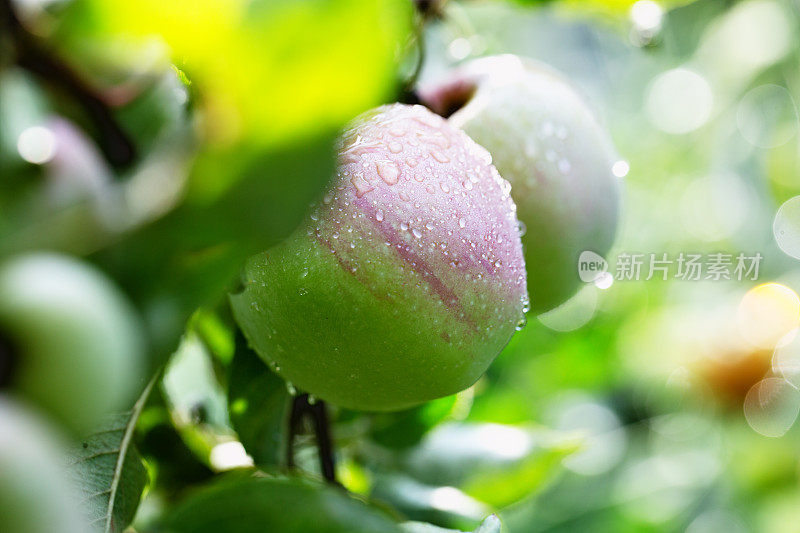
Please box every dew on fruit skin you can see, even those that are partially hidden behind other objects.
[375,210,384,222]
[400,222,409,231]
[376,160,400,185]
[351,174,374,197]
[407,157,419,167]
[388,141,403,153]
[459,217,466,228]
[431,150,450,163]
[285,382,297,395]
[300,268,309,278]
[440,182,451,193]
[412,228,422,239]
[299,288,308,296]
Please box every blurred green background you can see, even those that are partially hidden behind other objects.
[3,0,800,532]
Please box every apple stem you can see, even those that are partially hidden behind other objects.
[286,393,340,487]
[0,0,137,169]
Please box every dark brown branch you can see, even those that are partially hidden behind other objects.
[285,393,340,486]
[307,398,339,485]
[1,0,136,169]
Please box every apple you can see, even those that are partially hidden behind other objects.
[232,103,527,411]
[419,55,621,313]
[0,253,145,433]
[0,395,89,533]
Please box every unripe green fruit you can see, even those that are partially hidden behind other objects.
[419,55,621,313]
[232,104,527,411]
[0,396,89,533]
[0,253,145,433]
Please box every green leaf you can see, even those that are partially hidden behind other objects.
[369,395,458,450]
[405,423,581,508]
[62,0,413,148]
[67,376,156,532]
[161,333,233,465]
[228,332,290,467]
[401,515,502,533]
[475,515,502,533]
[160,476,403,533]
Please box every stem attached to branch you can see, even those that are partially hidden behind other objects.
[0,0,136,169]
[285,393,340,486]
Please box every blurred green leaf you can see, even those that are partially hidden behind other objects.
[405,423,580,508]
[369,395,458,450]
[402,514,502,533]
[62,0,412,148]
[161,333,233,465]
[402,522,458,533]
[67,377,156,532]
[227,332,290,467]
[160,476,403,532]
[372,474,490,528]
[190,309,235,366]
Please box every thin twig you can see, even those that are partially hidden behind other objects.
[285,393,307,470]
[308,399,339,486]
[285,393,340,486]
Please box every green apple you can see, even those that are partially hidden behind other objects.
[0,395,89,533]
[0,253,145,433]
[232,104,527,411]
[419,55,621,313]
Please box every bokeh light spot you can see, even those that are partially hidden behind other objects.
[737,84,798,148]
[612,160,630,178]
[538,285,598,332]
[17,126,56,164]
[772,329,800,388]
[773,196,800,259]
[743,377,800,437]
[209,441,253,471]
[646,68,713,135]
[630,1,663,34]
[737,283,800,350]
